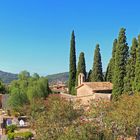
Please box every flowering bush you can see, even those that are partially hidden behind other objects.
[86,94,140,138]
[31,94,84,140]
[105,94,140,138]
[24,93,140,140]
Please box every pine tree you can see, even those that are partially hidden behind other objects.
[68,31,76,94]
[87,69,92,82]
[91,44,103,82]
[124,38,138,93]
[134,35,140,92]
[105,39,117,82]
[76,52,86,86]
[112,28,129,98]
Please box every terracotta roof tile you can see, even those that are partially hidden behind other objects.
[83,82,113,91]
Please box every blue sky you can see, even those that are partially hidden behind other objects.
[0,0,140,75]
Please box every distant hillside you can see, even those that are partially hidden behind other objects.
[0,70,18,84]
[0,70,68,85]
[47,72,69,84]
[46,71,106,84]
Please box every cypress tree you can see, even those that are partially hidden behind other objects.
[112,28,129,98]
[105,39,117,82]
[124,38,138,93]
[87,69,92,82]
[68,31,76,94]
[105,60,112,82]
[91,44,103,82]
[76,52,86,86]
[134,35,140,92]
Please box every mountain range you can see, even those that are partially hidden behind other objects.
[0,70,69,84]
[0,70,18,84]
[47,72,69,84]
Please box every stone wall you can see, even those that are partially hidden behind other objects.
[60,93,94,105]
[77,85,93,97]
[60,92,111,106]
[94,93,112,100]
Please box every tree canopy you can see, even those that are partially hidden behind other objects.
[76,52,86,86]
[105,39,117,82]
[112,28,129,98]
[134,35,140,92]
[91,44,103,82]
[8,71,51,110]
[124,38,138,93]
[69,31,77,94]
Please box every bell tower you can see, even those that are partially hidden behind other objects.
[78,73,85,86]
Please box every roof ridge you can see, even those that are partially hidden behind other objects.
[84,82,112,84]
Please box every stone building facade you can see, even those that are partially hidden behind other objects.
[76,73,113,105]
[60,73,113,105]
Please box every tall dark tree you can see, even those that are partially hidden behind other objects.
[112,28,129,98]
[105,61,112,82]
[134,35,140,92]
[124,38,138,93]
[91,44,103,82]
[87,69,92,82]
[69,31,76,94]
[76,52,86,86]
[105,39,117,82]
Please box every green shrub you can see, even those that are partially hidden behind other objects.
[6,125,17,133]
[7,132,14,140]
[15,131,33,139]
[8,131,33,140]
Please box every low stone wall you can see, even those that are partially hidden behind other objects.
[60,93,76,101]
[60,92,111,105]
[94,93,112,100]
[60,93,94,105]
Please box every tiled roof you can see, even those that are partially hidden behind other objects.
[76,82,113,91]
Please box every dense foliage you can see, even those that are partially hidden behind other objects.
[134,35,140,92]
[112,28,129,98]
[87,69,92,82]
[28,94,84,140]
[91,44,103,82]
[104,29,140,98]
[8,131,33,140]
[8,71,51,111]
[6,125,17,133]
[105,39,117,82]
[23,94,140,140]
[76,52,86,86]
[124,38,138,93]
[0,79,7,94]
[69,31,77,94]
